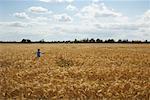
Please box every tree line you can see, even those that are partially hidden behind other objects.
[0,38,149,43]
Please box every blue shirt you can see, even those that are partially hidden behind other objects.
[37,51,41,57]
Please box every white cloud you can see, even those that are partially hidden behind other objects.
[65,0,74,3]
[53,13,73,22]
[75,3,128,25]
[29,17,50,25]
[95,23,140,31]
[39,0,51,2]
[143,10,150,21]
[92,0,101,3]
[134,10,150,33]
[39,0,74,3]
[13,12,30,19]
[80,3,122,18]
[0,21,28,28]
[139,10,150,23]
[28,6,49,13]
[34,17,49,22]
[9,22,26,27]
[1,1,150,41]
[66,5,77,11]
[135,10,150,36]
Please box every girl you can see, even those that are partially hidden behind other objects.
[36,49,44,58]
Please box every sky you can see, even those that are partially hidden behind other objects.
[0,0,150,41]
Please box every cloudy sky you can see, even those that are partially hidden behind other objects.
[0,0,150,41]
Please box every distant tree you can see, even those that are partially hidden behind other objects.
[96,39,103,43]
[27,39,31,43]
[74,39,78,43]
[21,39,31,43]
[105,39,115,43]
[80,38,89,43]
[65,41,71,43]
[89,38,95,43]
[122,39,129,43]
[118,39,122,43]
[144,40,148,43]
[132,40,141,43]
[39,39,45,43]
[21,39,26,43]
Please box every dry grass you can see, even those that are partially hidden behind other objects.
[0,44,150,99]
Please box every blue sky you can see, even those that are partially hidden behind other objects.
[0,0,150,41]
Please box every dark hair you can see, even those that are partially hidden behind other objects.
[38,49,40,51]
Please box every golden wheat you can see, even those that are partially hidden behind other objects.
[0,44,150,99]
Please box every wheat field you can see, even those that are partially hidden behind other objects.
[0,44,150,99]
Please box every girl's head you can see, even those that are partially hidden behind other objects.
[38,49,40,51]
